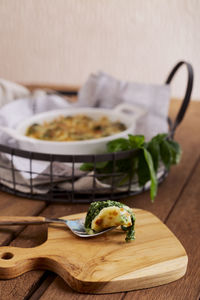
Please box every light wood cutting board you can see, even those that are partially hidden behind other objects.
[0,209,188,294]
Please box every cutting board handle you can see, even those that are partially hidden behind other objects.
[0,243,73,284]
[0,245,41,278]
[0,244,58,279]
[0,243,76,291]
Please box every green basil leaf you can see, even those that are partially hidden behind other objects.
[167,140,182,164]
[80,133,181,202]
[80,161,109,172]
[160,139,172,170]
[80,162,94,171]
[116,159,131,172]
[128,134,145,148]
[152,133,168,143]
[96,161,109,169]
[143,148,158,201]
[138,150,150,186]
[107,138,130,152]
[147,139,160,172]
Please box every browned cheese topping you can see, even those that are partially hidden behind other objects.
[91,207,132,232]
[26,115,126,141]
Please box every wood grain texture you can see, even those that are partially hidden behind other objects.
[28,100,200,299]
[124,158,200,300]
[0,203,88,300]
[0,209,187,294]
[0,99,199,299]
[0,192,46,246]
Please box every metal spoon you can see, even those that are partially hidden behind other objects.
[0,216,115,238]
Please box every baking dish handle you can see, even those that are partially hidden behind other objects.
[165,61,194,137]
[113,103,146,120]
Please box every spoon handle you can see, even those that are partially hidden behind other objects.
[0,216,65,226]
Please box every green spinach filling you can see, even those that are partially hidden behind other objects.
[85,200,135,242]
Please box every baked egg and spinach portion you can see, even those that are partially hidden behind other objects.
[85,200,135,242]
[26,115,126,141]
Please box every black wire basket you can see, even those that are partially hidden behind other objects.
[0,62,193,203]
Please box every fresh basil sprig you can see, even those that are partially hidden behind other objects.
[80,134,182,201]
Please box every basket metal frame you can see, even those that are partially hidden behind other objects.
[0,61,193,203]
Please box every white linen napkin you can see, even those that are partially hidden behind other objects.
[0,75,170,194]
[78,72,170,140]
[0,79,30,107]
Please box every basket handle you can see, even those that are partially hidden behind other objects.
[165,61,194,136]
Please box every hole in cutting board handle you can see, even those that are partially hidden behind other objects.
[1,252,14,260]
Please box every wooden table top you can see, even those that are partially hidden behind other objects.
[0,98,199,300]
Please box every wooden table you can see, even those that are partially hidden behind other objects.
[0,99,199,300]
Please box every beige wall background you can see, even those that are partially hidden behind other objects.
[0,0,199,99]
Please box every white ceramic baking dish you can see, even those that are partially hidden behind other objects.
[0,104,146,155]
